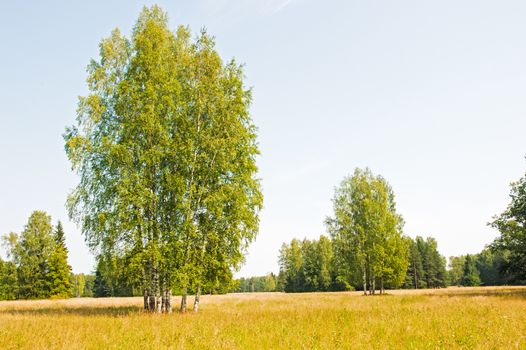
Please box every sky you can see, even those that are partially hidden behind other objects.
[1,0,525,277]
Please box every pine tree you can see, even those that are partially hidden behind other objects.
[461,254,481,286]
[48,221,72,298]
[93,260,112,297]
[404,237,425,289]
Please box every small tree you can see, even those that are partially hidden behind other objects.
[326,168,407,295]
[10,211,54,299]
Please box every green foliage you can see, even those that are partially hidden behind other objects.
[0,259,18,300]
[279,236,347,293]
[326,168,408,293]
[303,235,333,291]
[461,254,481,286]
[403,237,425,288]
[448,247,520,287]
[64,5,262,308]
[93,267,112,298]
[279,239,305,292]
[276,271,286,292]
[1,212,74,300]
[418,237,447,288]
[490,166,526,282]
[475,248,515,285]
[93,254,139,297]
[232,273,278,293]
[48,222,73,298]
[447,255,466,287]
[9,211,54,299]
[71,273,95,297]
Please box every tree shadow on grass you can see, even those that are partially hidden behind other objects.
[0,305,143,317]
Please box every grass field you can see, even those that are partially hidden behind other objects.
[0,286,525,349]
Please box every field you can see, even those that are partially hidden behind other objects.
[0,287,525,349]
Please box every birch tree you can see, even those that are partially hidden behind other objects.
[64,5,262,312]
[327,168,407,295]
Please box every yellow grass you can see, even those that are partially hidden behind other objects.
[1,286,526,349]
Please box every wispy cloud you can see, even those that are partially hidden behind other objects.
[201,0,300,18]
[264,0,298,13]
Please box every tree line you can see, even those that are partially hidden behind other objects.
[2,162,526,299]
[448,248,523,287]
[278,234,447,293]
[231,273,279,293]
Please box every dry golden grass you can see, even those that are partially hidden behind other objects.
[1,286,525,349]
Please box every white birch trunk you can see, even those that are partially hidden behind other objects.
[193,286,201,313]
[166,290,172,313]
[143,289,149,311]
[362,264,367,296]
[180,287,187,313]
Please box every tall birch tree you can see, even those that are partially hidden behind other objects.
[64,6,262,312]
[326,168,407,295]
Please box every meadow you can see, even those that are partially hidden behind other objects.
[0,286,525,349]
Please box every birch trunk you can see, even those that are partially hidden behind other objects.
[161,289,168,313]
[166,290,172,313]
[143,289,149,311]
[180,287,187,313]
[148,294,155,312]
[156,293,162,313]
[193,286,201,313]
[362,265,367,296]
[154,269,161,313]
[368,267,373,295]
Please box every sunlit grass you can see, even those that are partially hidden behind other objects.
[0,286,525,349]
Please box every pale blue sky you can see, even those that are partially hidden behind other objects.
[1,0,525,276]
